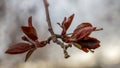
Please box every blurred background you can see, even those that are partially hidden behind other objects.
[0,0,120,68]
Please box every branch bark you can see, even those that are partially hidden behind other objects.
[43,0,54,35]
[43,0,70,58]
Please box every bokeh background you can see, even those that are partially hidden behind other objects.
[0,0,120,68]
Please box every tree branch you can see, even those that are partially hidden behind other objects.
[43,0,54,35]
[43,0,70,58]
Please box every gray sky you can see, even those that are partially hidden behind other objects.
[0,0,120,68]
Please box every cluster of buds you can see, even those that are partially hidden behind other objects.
[6,17,47,61]
[58,14,100,53]
[5,14,102,61]
[5,0,102,62]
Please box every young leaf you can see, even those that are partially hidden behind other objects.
[77,37,100,49]
[61,14,75,35]
[21,26,38,41]
[73,37,100,52]
[5,42,34,54]
[25,48,36,62]
[81,48,89,52]
[28,16,32,27]
[72,43,89,52]
[73,23,92,36]
[70,27,96,42]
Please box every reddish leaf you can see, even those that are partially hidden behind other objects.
[74,27,96,40]
[77,37,100,52]
[21,26,38,41]
[25,48,36,62]
[61,14,75,35]
[77,37,100,49]
[69,27,96,42]
[72,42,89,52]
[5,42,34,54]
[73,37,100,52]
[73,23,93,36]
[81,48,89,52]
[28,16,32,27]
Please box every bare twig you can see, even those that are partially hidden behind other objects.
[43,0,54,35]
[43,0,70,58]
